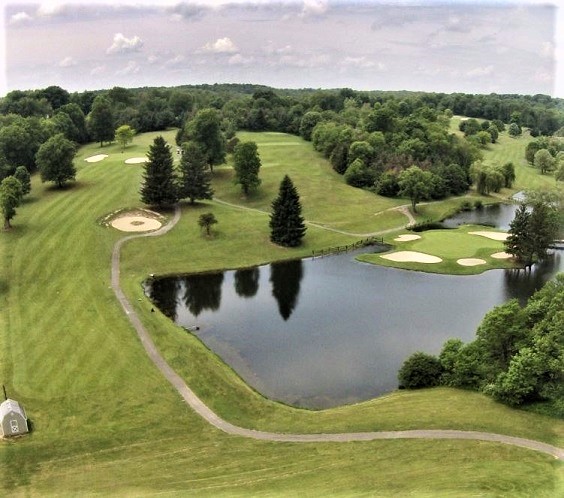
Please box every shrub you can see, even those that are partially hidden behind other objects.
[398,352,443,389]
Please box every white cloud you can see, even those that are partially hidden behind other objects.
[228,54,254,66]
[59,56,76,68]
[164,55,185,67]
[264,42,293,55]
[116,61,141,76]
[201,37,238,53]
[300,0,328,18]
[9,11,33,25]
[533,70,552,83]
[276,54,330,68]
[341,56,376,68]
[147,54,159,65]
[466,65,494,77]
[90,65,106,76]
[106,33,144,55]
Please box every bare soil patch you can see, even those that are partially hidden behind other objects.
[394,234,421,242]
[457,258,486,267]
[85,154,108,163]
[381,251,442,263]
[125,157,148,164]
[469,231,509,241]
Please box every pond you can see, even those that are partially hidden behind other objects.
[145,218,563,409]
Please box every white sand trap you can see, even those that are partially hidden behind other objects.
[457,258,486,266]
[469,231,509,241]
[491,251,512,259]
[125,157,148,164]
[394,234,421,242]
[85,154,108,163]
[381,251,442,263]
[111,216,162,232]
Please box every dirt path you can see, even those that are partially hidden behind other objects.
[110,205,563,460]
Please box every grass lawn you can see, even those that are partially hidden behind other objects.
[358,225,515,275]
[1,130,562,496]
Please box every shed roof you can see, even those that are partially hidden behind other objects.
[0,399,27,420]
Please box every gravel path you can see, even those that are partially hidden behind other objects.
[111,204,563,460]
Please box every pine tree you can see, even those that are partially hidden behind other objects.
[177,141,213,204]
[269,175,306,247]
[505,204,533,268]
[140,136,178,207]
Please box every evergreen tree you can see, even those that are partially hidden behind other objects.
[505,204,533,268]
[177,141,213,204]
[140,136,178,207]
[269,175,306,247]
[233,141,261,195]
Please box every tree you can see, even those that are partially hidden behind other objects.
[398,352,443,389]
[470,162,504,195]
[533,149,555,175]
[35,133,76,187]
[140,136,178,207]
[198,212,217,236]
[504,201,558,269]
[299,111,322,141]
[183,109,226,172]
[0,176,23,229]
[233,141,261,195]
[501,162,516,188]
[115,125,135,152]
[87,95,115,147]
[177,141,213,204]
[397,165,432,213]
[270,175,306,247]
[508,122,522,137]
[504,204,534,267]
[13,166,31,196]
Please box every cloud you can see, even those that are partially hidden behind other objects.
[9,11,33,25]
[264,42,293,55]
[164,55,185,67]
[116,61,141,76]
[168,2,208,22]
[228,54,254,66]
[59,56,76,68]
[90,65,106,76]
[106,33,144,55]
[341,56,376,69]
[466,65,494,77]
[276,54,331,68]
[201,37,238,53]
[533,70,552,83]
[147,54,159,65]
[300,0,328,18]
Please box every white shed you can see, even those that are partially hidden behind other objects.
[0,398,29,437]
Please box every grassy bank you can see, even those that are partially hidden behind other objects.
[1,130,562,496]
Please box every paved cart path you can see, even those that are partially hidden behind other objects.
[111,205,564,460]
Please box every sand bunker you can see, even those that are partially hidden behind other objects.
[85,154,108,163]
[469,231,509,241]
[457,258,486,266]
[394,234,421,242]
[125,157,148,164]
[110,215,162,232]
[381,251,442,263]
[491,251,512,259]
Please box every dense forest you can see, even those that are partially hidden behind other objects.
[1,83,563,191]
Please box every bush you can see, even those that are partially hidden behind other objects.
[460,200,472,211]
[474,200,483,209]
[398,352,443,389]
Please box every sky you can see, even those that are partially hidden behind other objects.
[1,0,563,97]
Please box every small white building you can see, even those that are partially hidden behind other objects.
[0,398,29,437]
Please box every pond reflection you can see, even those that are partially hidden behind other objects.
[270,260,303,321]
[145,246,563,409]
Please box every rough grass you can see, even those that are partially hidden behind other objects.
[1,130,562,496]
[358,225,514,275]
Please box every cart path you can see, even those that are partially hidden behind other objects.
[212,197,416,237]
[111,205,564,460]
